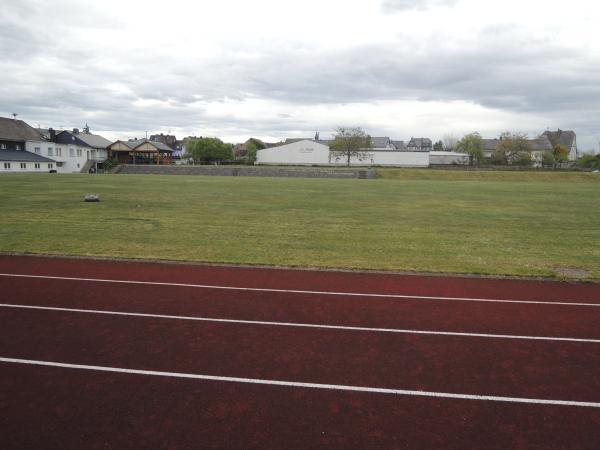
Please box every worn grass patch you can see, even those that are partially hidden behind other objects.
[1,172,599,279]
[377,168,600,183]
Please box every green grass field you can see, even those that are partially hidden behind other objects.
[1,171,599,279]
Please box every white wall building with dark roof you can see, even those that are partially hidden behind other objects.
[542,129,578,161]
[1,116,114,173]
[0,117,58,173]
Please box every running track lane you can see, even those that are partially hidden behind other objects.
[1,254,600,448]
[1,254,599,302]
[2,276,600,340]
[3,363,599,449]
[1,306,600,402]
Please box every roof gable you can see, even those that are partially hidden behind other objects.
[0,117,44,142]
[542,130,576,149]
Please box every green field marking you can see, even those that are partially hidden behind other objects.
[1,172,599,279]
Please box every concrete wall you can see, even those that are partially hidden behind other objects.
[116,165,376,179]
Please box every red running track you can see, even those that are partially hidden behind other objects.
[1,254,600,449]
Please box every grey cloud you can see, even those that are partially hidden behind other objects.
[382,0,459,12]
[1,1,599,148]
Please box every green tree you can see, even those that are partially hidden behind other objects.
[245,142,258,164]
[329,126,372,166]
[455,132,483,166]
[433,140,444,151]
[542,150,555,168]
[492,132,532,165]
[577,153,600,169]
[186,138,233,164]
[553,144,569,167]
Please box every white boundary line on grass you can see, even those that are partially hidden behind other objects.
[1,357,599,408]
[0,273,598,307]
[1,303,599,344]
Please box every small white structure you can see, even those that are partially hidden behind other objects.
[256,140,429,167]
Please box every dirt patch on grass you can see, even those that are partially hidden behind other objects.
[554,267,590,278]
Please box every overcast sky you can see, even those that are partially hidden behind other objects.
[1,0,599,150]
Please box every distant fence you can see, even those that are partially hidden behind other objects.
[114,165,377,179]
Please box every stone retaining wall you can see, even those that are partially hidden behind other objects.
[115,165,376,179]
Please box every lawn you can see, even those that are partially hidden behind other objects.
[1,171,599,279]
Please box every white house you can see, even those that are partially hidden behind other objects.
[256,139,429,167]
[1,117,111,173]
[1,117,58,173]
[542,129,578,161]
[37,126,111,172]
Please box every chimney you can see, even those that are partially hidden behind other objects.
[49,128,56,142]
[73,128,79,134]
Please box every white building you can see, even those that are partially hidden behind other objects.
[1,117,110,173]
[257,140,331,165]
[37,126,111,172]
[429,151,469,165]
[1,117,58,173]
[256,139,429,167]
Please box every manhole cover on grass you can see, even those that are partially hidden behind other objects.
[554,267,590,278]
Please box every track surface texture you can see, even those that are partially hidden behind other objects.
[1,255,600,449]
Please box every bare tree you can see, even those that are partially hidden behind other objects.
[329,127,372,166]
[443,134,458,151]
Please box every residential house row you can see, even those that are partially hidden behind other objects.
[1,115,578,171]
[0,117,111,173]
[0,117,178,173]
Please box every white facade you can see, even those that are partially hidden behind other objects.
[25,140,101,173]
[330,150,429,167]
[257,140,429,167]
[1,159,57,173]
[429,151,469,165]
[257,140,331,165]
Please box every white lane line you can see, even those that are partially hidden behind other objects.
[2,357,599,409]
[1,303,599,344]
[0,273,598,307]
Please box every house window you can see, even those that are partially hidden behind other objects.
[48,163,53,169]
[4,163,11,169]
[69,148,75,157]
[16,144,21,151]
[20,163,26,169]
[35,163,40,169]
[48,147,54,156]
[34,147,41,154]
[77,148,82,157]
[56,148,62,156]
[77,163,80,168]
[1,144,6,150]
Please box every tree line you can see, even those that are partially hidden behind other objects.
[436,132,570,167]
